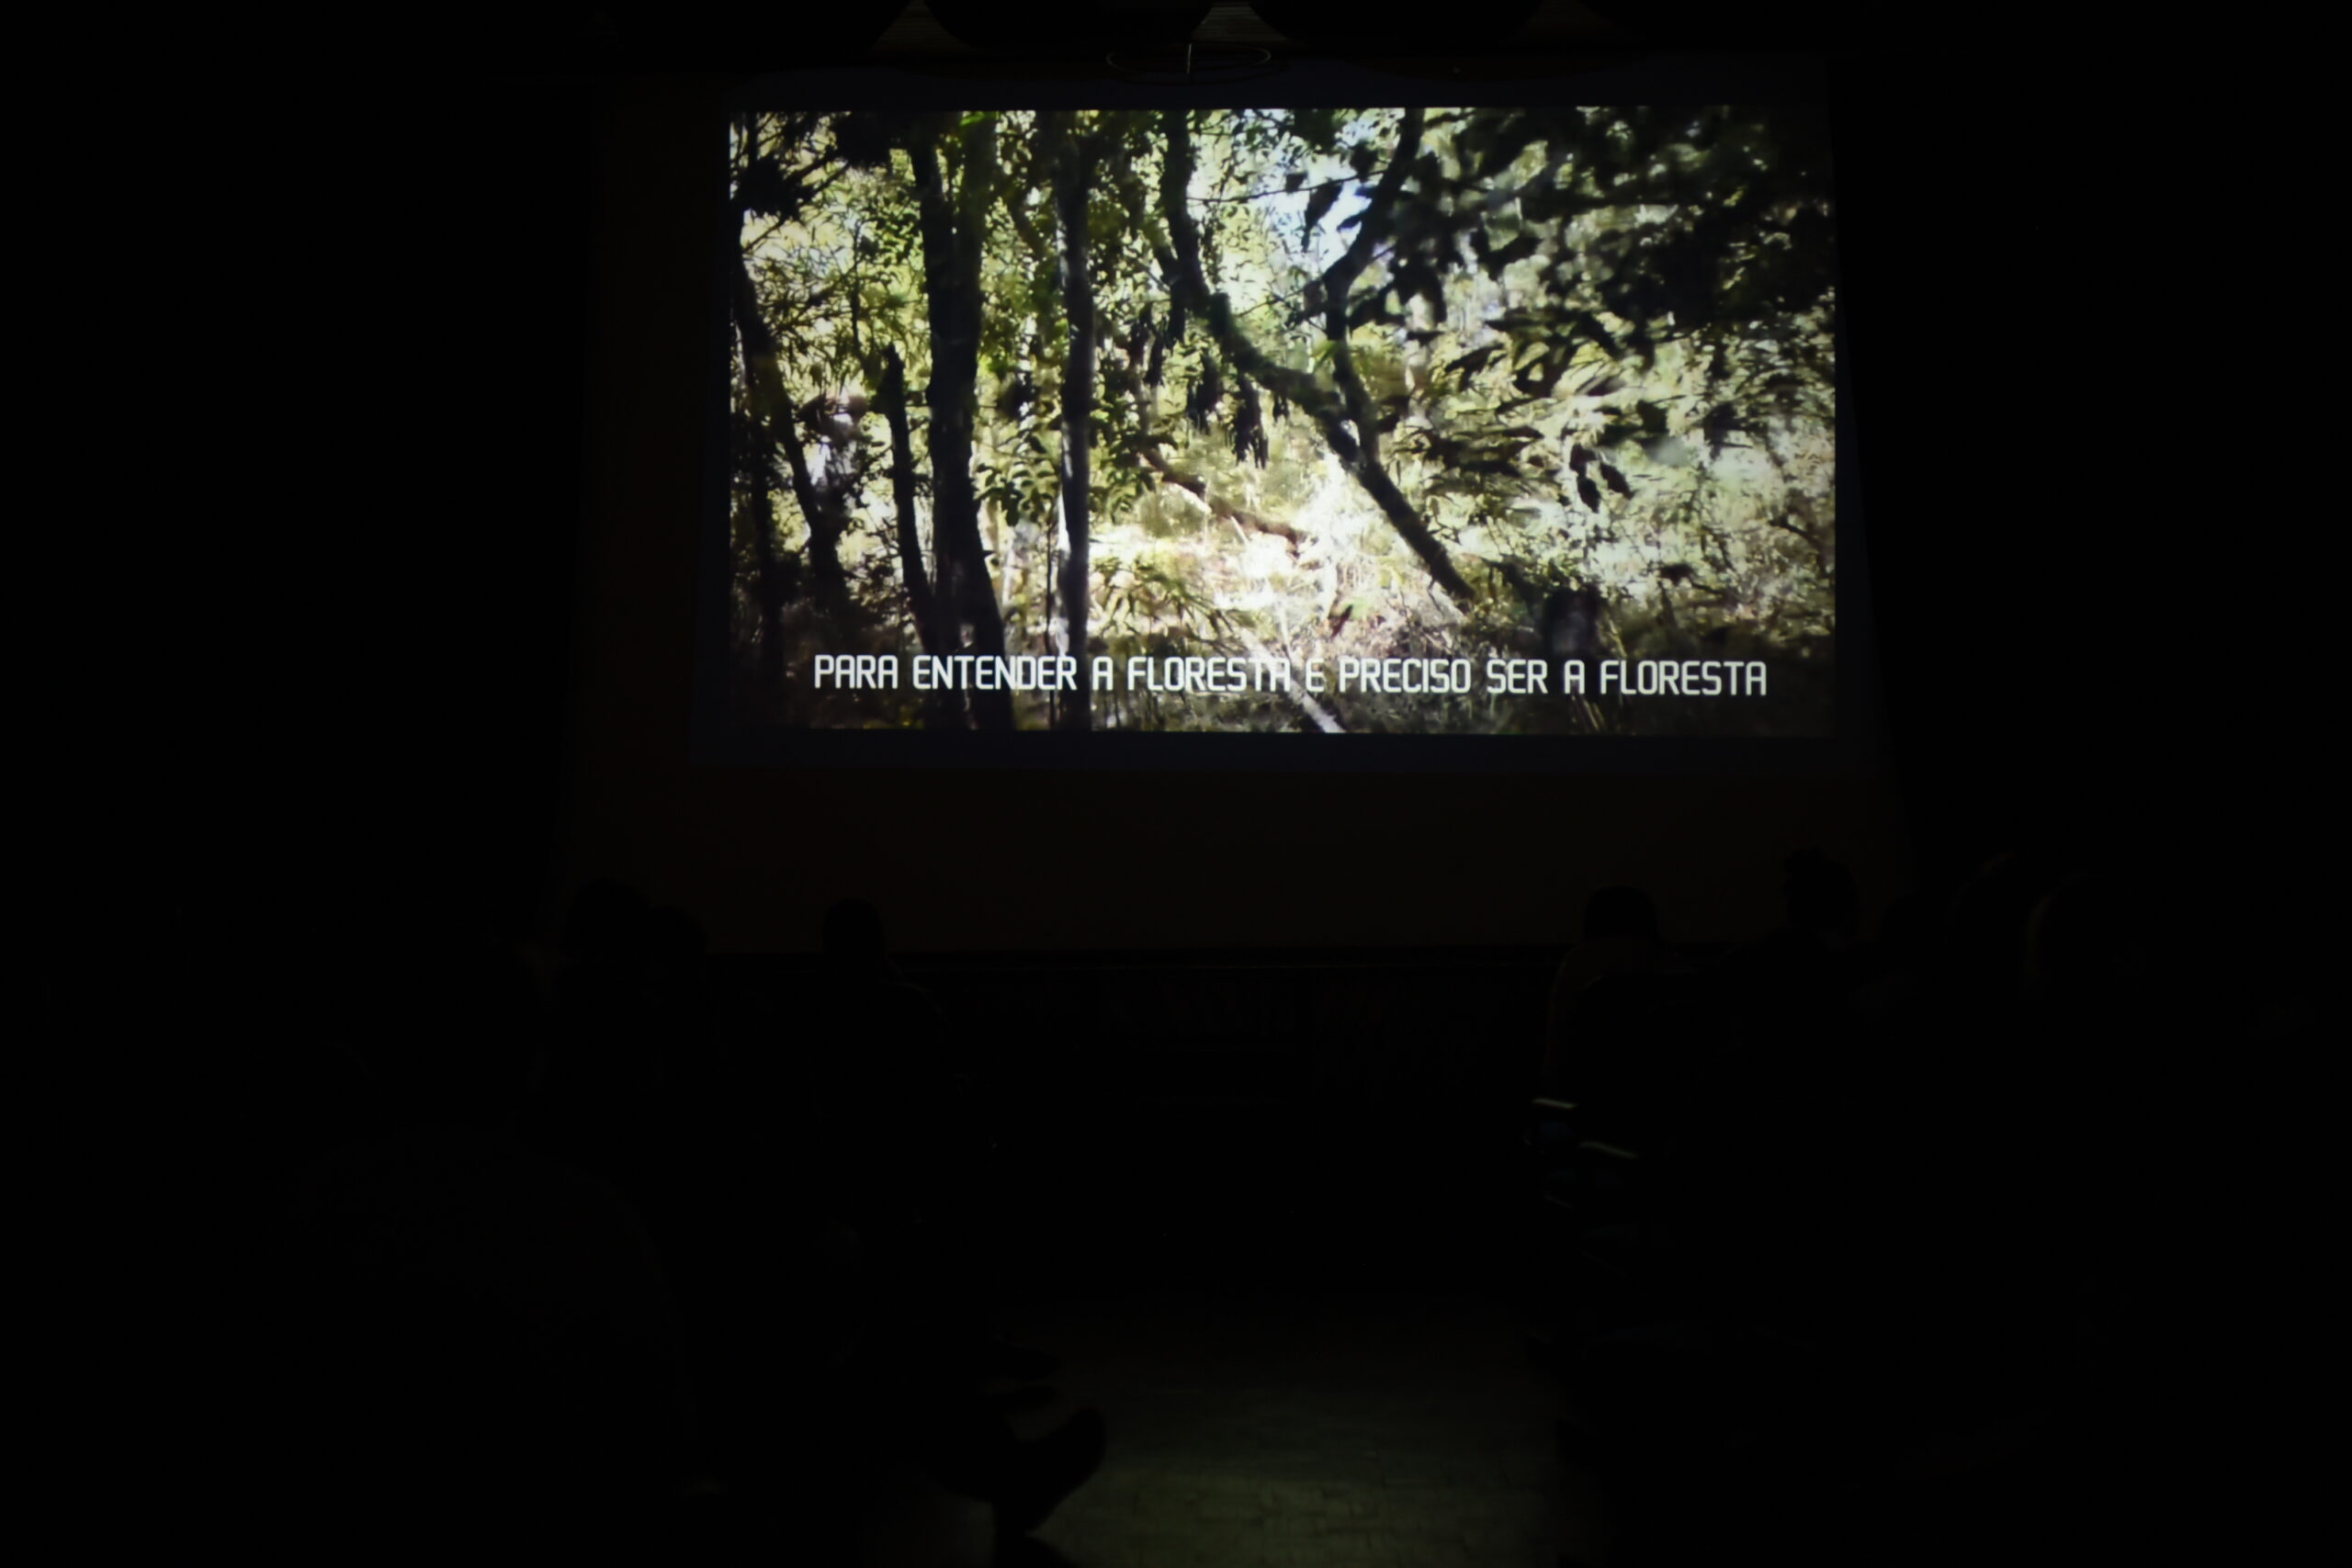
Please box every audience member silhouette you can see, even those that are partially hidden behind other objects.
[645,902,725,1105]
[1782,846,1862,952]
[676,895,1103,1539]
[1849,884,1939,1027]
[534,879,674,1206]
[1937,845,2067,1021]
[1555,840,2137,1568]
[208,814,2228,1568]
[248,931,714,1559]
[1540,885,1687,1108]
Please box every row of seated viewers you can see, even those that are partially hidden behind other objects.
[203,846,2267,1563]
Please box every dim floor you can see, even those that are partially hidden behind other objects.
[830,1100,2143,1567]
[851,1284,1607,1568]
[834,1091,1589,1566]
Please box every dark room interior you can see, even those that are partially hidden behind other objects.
[174,6,2316,1565]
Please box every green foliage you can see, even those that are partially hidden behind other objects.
[729,103,1836,734]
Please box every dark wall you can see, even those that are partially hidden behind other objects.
[549,72,1905,953]
[306,42,2305,957]
[1835,50,2319,902]
[215,72,595,953]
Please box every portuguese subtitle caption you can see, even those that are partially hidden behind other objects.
[809,652,1767,698]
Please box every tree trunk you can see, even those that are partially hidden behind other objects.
[880,346,941,655]
[911,117,1015,731]
[736,400,786,705]
[1049,114,1096,731]
[880,344,962,728]
[731,258,849,615]
[1157,110,1475,604]
[732,118,786,704]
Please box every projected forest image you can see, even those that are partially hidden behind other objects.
[722,104,1836,735]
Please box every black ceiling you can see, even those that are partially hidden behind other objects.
[470,2,1952,75]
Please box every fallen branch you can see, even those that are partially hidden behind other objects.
[1133,440,1304,552]
[1238,629,1343,734]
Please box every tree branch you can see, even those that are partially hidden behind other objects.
[1319,109,1421,298]
[910,114,1013,730]
[1193,172,1358,206]
[1321,109,1424,474]
[1763,509,1829,576]
[1047,110,1096,731]
[1133,439,1304,552]
[731,255,847,613]
[879,345,939,657]
[1235,629,1344,734]
[1157,110,1474,603]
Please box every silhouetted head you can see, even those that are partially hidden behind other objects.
[1783,849,1860,942]
[352,940,545,1134]
[243,1032,387,1179]
[1879,887,1937,953]
[2024,874,2146,1009]
[822,898,888,960]
[646,905,707,981]
[559,880,654,973]
[1583,886,1659,945]
[1945,848,2067,1008]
